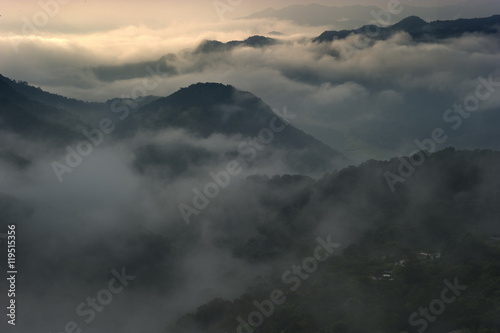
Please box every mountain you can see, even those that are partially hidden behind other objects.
[0,75,349,175]
[0,74,91,169]
[0,74,83,144]
[171,148,500,333]
[195,35,278,54]
[2,74,99,112]
[390,15,427,31]
[3,74,500,333]
[314,14,500,43]
[131,82,349,175]
[0,74,159,129]
[89,36,277,84]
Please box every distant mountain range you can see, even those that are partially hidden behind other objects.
[2,13,500,170]
[243,3,500,29]
[314,14,500,43]
[85,15,499,87]
[90,36,277,82]
[195,36,278,54]
[197,15,500,50]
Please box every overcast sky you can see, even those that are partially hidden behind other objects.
[1,0,494,32]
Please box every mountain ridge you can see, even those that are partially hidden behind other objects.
[314,14,500,43]
[0,75,350,175]
[195,35,278,53]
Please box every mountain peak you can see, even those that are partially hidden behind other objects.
[164,82,239,106]
[181,82,235,92]
[391,15,427,30]
[136,82,271,138]
[242,35,276,46]
[195,35,277,53]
